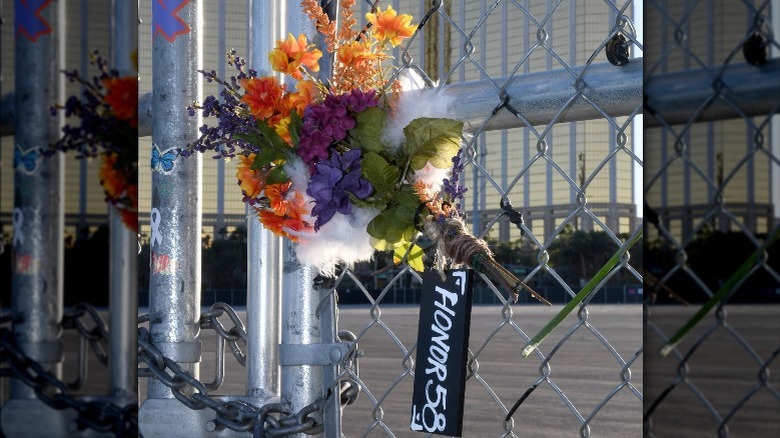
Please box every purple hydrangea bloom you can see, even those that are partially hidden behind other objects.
[341,89,379,112]
[296,90,380,169]
[307,148,374,230]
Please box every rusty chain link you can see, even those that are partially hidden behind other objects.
[0,321,138,436]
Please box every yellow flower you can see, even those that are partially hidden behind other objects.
[274,117,292,145]
[365,6,417,47]
[268,33,322,80]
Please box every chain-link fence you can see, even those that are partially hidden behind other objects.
[136,0,643,436]
[643,0,780,437]
[329,1,643,436]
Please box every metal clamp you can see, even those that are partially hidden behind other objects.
[278,343,351,366]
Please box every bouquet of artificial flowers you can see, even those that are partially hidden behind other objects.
[49,51,139,232]
[186,1,548,304]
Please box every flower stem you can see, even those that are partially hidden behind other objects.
[521,229,643,358]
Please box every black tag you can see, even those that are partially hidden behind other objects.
[410,269,474,436]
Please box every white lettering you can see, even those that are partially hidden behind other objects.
[421,380,447,432]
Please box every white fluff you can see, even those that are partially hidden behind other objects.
[283,155,311,195]
[411,162,452,194]
[382,86,455,153]
[287,206,380,276]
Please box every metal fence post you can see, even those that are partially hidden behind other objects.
[276,5,339,436]
[139,0,203,435]
[280,242,324,437]
[108,0,138,404]
[245,0,283,402]
[1,1,71,436]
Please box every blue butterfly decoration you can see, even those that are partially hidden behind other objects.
[151,143,180,174]
[13,146,40,174]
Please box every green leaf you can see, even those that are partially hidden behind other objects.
[361,152,400,201]
[350,107,387,153]
[403,118,463,171]
[233,132,263,146]
[367,209,405,250]
[256,119,290,150]
[288,110,302,148]
[394,242,425,272]
[520,230,643,358]
[250,145,287,170]
[367,185,420,250]
[265,165,289,185]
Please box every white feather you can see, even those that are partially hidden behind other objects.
[286,206,380,276]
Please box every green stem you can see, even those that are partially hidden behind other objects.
[659,229,779,357]
[521,230,643,358]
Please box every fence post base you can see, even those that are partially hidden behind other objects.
[139,395,277,437]
[0,399,77,437]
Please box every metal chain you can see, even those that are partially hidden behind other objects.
[137,325,331,436]
[63,302,111,366]
[138,302,356,435]
[0,326,138,436]
[201,302,248,366]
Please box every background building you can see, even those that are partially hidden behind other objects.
[644,1,778,241]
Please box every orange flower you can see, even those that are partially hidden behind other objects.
[236,154,268,200]
[240,76,286,121]
[126,182,138,209]
[287,80,319,117]
[102,77,138,127]
[99,153,127,199]
[264,182,293,215]
[257,183,312,241]
[268,33,323,80]
[365,6,417,47]
[119,207,138,232]
[337,40,379,69]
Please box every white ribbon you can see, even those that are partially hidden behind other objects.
[150,208,162,248]
[12,208,24,247]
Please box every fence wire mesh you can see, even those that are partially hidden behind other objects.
[326,1,644,436]
[643,0,780,437]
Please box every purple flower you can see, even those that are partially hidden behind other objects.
[307,149,373,230]
[442,149,468,215]
[340,89,379,112]
[296,90,380,170]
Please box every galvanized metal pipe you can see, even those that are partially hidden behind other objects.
[108,0,138,403]
[1,3,74,436]
[8,0,64,401]
[644,59,780,127]
[245,0,284,401]
[278,9,326,436]
[443,59,643,132]
[280,242,323,435]
[138,61,643,138]
[146,0,203,401]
